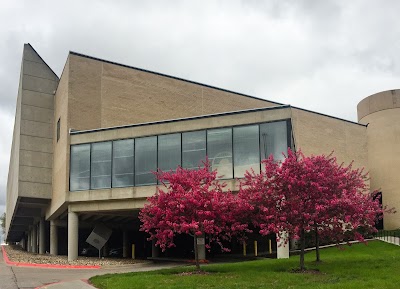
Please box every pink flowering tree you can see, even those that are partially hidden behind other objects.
[239,149,390,270]
[139,162,250,271]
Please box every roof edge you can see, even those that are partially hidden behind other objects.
[291,106,366,127]
[26,43,59,79]
[70,105,291,135]
[68,51,284,106]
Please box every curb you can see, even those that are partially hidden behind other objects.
[1,245,101,269]
[34,279,97,289]
[34,280,64,289]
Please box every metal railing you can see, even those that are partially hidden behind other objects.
[375,230,400,245]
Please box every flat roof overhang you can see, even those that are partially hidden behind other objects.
[6,197,50,242]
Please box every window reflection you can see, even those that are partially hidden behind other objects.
[207,128,233,179]
[260,121,288,162]
[70,120,291,191]
[135,136,157,186]
[158,133,181,172]
[233,125,260,177]
[91,142,112,189]
[70,144,90,191]
[182,130,206,170]
[113,139,134,187]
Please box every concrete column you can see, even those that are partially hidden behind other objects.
[151,239,159,258]
[32,225,37,253]
[290,238,299,250]
[123,231,129,258]
[30,229,34,252]
[103,242,108,257]
[20,238,25,250]
[27,230,31,252]
[39,217,45,254]
[197,235,206,260]
[277,232,289,259]
[68,211,79,261]
[50,220,58,255]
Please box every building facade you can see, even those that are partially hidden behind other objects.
[5,44,396,260]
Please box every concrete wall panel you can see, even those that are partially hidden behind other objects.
[23,60,58,81]
[360,106,400,230]
[6,44,57,241]
[358,89,400,120]
[48,58,70,219]
[22,90,54,109]
[291,108,368,170]
[23,47,45,63]
[20,135,53,153]
[19,150,52,168]
[19,181,52,199]
[21,104,53,124]
[22,75,58,94]
[20,119,52,138]
[69,199,147,212]
[71,107,291,145]
[19,166,52,184]
[6,72,24,238]
[67,55,276,132]
[68,56,102,130]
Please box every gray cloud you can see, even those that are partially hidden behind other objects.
[0,0,399,226]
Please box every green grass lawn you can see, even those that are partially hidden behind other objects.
[90,240,400,289]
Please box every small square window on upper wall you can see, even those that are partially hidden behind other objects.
[57,118,60,142]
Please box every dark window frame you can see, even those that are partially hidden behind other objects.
[69,143,91,191]
[90,141,113,190]
[69,119,292,191]
[57,118,60,142]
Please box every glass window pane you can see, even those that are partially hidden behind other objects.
[182,130,206,170]
[70,144,90,191]
[233,125,260,177]
[135,136,157,186]
[260,121,288,162]
[207,128,233,179]
[113,139,134,188]
[91,142,112,189]
[158,134,181,172]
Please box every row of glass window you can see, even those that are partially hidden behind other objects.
[70,120,290,191]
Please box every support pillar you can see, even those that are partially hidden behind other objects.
[151,239,159,258]
[103,242,108,257]
[277,232,289,259]
[123,231,129,258]
[39,217,45,254]
[50,220,58,255]
[68,211,79,261]
[32,225,37,253]
[27,230,31,252]
[197,235,206,260]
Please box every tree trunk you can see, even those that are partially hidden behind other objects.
[300,229,306,270]
[315,225,320,262]
[193,235,200,271]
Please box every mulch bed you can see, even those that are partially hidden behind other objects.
[177,270,211,276]
[290,268,323,274]
[3,245,145,267]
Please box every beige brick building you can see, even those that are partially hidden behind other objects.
[5,44,396,260]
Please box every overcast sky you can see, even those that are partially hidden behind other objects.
[1,0,399,241]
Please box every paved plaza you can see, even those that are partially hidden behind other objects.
[0,251,182,289]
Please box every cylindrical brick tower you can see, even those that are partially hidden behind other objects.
[357,89,400,230]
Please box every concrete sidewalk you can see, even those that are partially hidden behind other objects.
[1,250,183,289]
[36,279,96,289]
[0,249,18,289]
